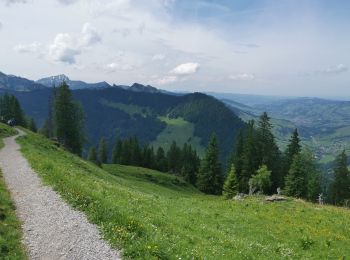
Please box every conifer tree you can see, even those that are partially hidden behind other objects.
[285,150,321,201]
[240,121,258,193]
[156,147,168,172]
[197,134,223,195]
[256,112,281,191]
[98,137,108,164]
[130,137,142,166]
[283,129,301,183]
[284,153,308,198]
[28,118,37,133]
[330,150,350,206]
[167,141,181,173]
[87,146,100,166]
[223,164,238,198]
[0,94,26,126]
[112,139,123,164]
[53,82,84,155]
[142,145,155,169]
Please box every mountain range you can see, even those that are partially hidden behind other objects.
[0,71,245,164]
[1,70,350,167]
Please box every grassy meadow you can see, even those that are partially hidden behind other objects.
[17,130,350,259]
[0,123,26,259]
[152,116,205,157]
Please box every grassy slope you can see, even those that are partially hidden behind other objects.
[152,117,205,157]
[17,130,350,259]
[0,123,26,259]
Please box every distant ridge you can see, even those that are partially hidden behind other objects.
[37,74,111,90]
[0,71,46,91]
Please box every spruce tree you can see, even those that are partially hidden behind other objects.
[330,150,350,206]
[112,139,123,164]
[98,137,108,164]
[284,152,311,198]
[256,112,281,191]
[87,146,100,166]
[240,121,259,193]
[283,129,301,183]
[197,134,223,195]
[53,82,84,155]
[167,141,181,173]
[223,164,238,198]
[28,118,37,133]
[227,130,245,191]
[156,147,168,172]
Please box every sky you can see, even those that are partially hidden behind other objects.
[0,0,350,97]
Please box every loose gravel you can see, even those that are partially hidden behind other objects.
[0,129,121,260]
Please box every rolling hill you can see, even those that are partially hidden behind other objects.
[16,128,350,259]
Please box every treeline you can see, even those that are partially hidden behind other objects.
[87,138,200,185]
[223,112,322,201]
[40,82,85,155]
[0,93,37,131]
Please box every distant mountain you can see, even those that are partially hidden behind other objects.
[114,83,177,95]
[212,92,350,165]
[207,92,295,106]
[0,86,245,164]
[37,74,111,90]
[0,71,46,91]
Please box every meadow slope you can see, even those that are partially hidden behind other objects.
[17,130,350,259]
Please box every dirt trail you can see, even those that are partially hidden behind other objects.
[0,129,120,260]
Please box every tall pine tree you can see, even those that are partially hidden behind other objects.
[240,121,259,193]
[197,134,223,195]
[330,150,350,206]
[98,137,108,164]
[53,82,84,155]
[223,164,238,198]
[256,112,281,192]
[283,129,301,185]
[87,146,100,166]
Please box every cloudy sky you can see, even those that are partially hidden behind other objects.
[0,0,350,97]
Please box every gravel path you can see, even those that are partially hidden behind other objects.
[0,129,121,260]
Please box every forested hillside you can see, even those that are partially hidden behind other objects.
[0,86,245,162]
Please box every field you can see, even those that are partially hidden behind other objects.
[152,117,205,157]
[0,123,26,259]
[16,129,350,259]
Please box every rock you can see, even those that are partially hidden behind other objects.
[265,195,287,202]
[234,193,247,200]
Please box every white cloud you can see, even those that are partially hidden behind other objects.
[229,73,255,81]
[2,0,27,6]
[105,62,134,72]
[13,42,42,53]
[57,0,78,5]
[0,22,2,30]
[171,62,200,75]
[48,33,81,64]
[315,64,348,75]
[47,23,101,64]
[81,23,101,46]
[151,75,177,85]
[152,54,165,61]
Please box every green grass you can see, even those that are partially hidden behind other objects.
[152,117,205,157]
[0,123,26,259]
[17,130,350,259]
[100,98,152,117]
[0,123,17,149]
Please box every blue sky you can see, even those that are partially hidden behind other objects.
[0,0,349,97]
